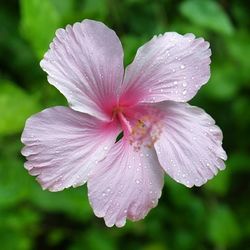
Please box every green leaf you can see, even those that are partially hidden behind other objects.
[227,153,250,173]
[204,170,230,196]
[180,0,234,35]
[201,62,240,101]
[20,0,61,58]
[30,185,92,221]
[80,0,108,20]
[208,206,241,247]
[121,35,147,66]
[227,30,250,84]
[0,208,40,250]
[115,131,124,143]
[0,80,40,135]
[0,139,32,208]
[165,176,194,206]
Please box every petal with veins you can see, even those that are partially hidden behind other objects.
[40,19,124,120]
[21,107,118,191]
[154,101,227,187]
[87,141,164,227]
[120,33,211,106]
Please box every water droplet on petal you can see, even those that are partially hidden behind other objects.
[135,179,140,184]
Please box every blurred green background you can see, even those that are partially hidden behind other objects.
[0,0,249,249]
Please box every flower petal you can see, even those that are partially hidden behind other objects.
[120,33,211,106]
[40,19,124,120]
[154,101,227,187]
[87,141,164,227]
[21,107,119,191]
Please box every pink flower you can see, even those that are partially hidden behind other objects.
[21,19,227,227]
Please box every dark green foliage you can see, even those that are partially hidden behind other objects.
[0,0,249,249]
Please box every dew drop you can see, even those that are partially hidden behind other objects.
[180,64,185,69]
[183,89,187,95]
[182,82,187,87]
[135,179,140,184]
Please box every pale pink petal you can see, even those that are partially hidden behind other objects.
[154,101,227,187]
[87,141,164,227]
[40,20,124,120]
[21,107,119,191]
[120,33,211,106]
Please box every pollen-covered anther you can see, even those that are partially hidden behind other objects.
[129,114,163,151]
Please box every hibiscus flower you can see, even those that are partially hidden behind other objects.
[21,19,227,227]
